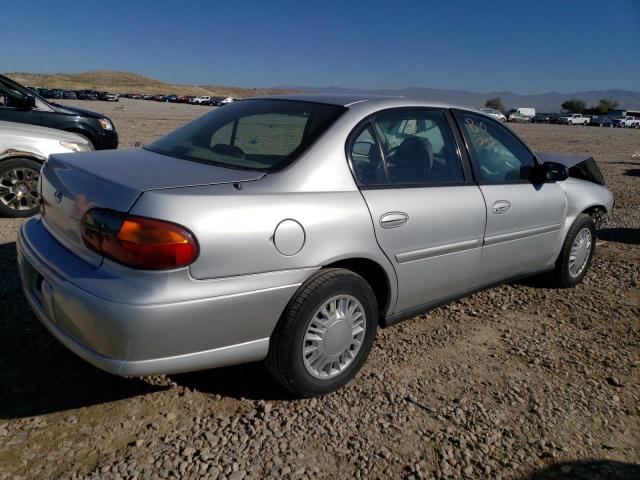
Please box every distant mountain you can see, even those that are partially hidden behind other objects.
[280,85,640,112]
[7,71,638,111]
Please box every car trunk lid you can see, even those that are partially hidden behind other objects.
[40,148,264,266]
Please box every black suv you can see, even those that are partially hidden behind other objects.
[0,75,118,150]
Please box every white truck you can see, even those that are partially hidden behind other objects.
[558,113,589,126]
[612,116,640,128]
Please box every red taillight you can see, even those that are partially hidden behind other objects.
[81,209,198,269]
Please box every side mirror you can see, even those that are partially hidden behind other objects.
[541,162,569,183]
[533,161,568,183]
[18,94,37,110]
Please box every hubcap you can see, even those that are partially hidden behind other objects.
[569,228,592,277]
[302,295,366,380]
[0,168,40,211]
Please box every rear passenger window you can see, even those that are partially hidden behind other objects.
[349,109,466,187]
[350,125,387,185]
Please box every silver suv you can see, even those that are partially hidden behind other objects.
[0,121,92,217]
[18,96,613,396]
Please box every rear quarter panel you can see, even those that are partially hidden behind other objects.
[130,181,397,309]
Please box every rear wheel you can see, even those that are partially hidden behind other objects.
[0,158,41,218]
[266,268,378,397]
[549,214,597,288]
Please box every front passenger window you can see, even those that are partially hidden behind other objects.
[458,112,535,183]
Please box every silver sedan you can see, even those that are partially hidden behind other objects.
[17,95,613,396]
[0,121,92,217]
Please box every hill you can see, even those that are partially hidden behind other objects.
[4,71,301,97]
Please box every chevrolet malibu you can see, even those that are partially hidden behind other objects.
[18,95,613,396]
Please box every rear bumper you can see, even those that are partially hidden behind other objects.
[17,217,311,376]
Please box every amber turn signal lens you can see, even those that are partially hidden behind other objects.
[81,209,198,270]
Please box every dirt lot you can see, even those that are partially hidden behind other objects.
[0,99,638,480]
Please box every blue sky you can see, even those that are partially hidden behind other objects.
[1,0,639,93]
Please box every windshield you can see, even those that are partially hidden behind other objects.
[146,99,346,172]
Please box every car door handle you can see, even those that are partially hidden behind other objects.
[380,212,409,228]
[492,200,511,215]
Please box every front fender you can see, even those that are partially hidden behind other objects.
[0,149,46,162]
[558,178,614,245]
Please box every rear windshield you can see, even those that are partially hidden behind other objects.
[146,99,346,172]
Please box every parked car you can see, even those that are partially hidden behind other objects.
[191,96,212,105]
[558,113,589,126]
[532,113,553,123]
[176,96,191,103]
[17,95,613,396]
[62,90,77,99]
[0,75,118,150]
[220,97,240,105]
[0,120,92,217]
[49,89,62,99]
[479,108,506,123]
[509,107,535,118]
[165,95,178,103]
[104,93,119,102]
[612,116,640,128]
[588,116,615,127]
[547,113,562,124]
[508,112,531,123]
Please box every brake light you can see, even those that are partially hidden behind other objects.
[80,209,198,269]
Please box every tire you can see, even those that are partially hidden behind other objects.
[0,157,42,218]
[549,214,597,288]
[266,268,378,397]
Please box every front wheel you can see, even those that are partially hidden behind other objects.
[266,268,378,397]
[549,214,597,288]
[0,158,41,218]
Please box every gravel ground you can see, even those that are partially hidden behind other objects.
[0,100,638,480]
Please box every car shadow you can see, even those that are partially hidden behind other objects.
[170,363,295,401]
[0,241,167,420]
[598,227,640,245]
[521,460,640,480]
[624,168,640,177]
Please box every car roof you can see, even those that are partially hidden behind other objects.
[250,93,466,110]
